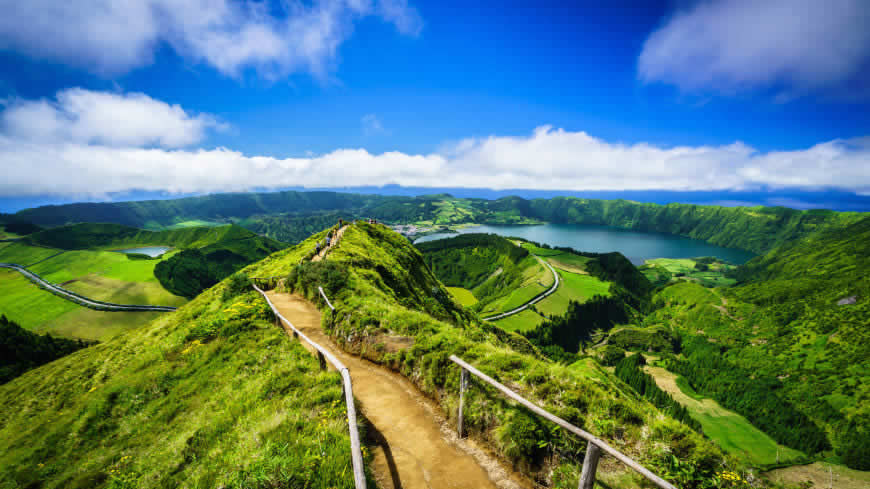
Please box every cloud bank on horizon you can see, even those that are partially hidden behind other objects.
[1,88,869,197]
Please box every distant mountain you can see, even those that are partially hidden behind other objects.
[16,190,864,254]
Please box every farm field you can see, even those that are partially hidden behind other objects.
[492,308,545,332]
[535,269,610,317]
[0,242,186,340]
[446,286,477,307]
[642,257,737,287]
[645,366,805,466]
[478,255,552,315]
[0,269,162,340]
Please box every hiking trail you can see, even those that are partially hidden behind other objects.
[265,291,530,489]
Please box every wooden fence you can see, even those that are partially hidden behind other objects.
[252,284,366,489]
[450,355,677,489]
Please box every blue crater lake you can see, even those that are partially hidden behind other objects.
[415,223,756,265]
[115,246,171,257]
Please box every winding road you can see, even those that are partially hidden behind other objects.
[0,263,177,312]
[482,255,560,321]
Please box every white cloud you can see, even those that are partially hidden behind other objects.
[1,88,223,148]
[1,90,869,197]
[0,0,422,78]
[638,0,870,98]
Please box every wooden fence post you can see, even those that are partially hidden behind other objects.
[579,442,601,489]
[317,350,327,371]
[458,367,469,438]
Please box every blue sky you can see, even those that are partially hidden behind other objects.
[0,0,869,212]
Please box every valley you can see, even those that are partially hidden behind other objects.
[0,195,867,489]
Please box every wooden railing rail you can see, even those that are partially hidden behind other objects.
[252,284,366,489]
[449,355,677,489]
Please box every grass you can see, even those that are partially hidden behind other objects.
[165,219,225,229]
[642,258,737,288]
[0,243,187,340]
[535,270,611,317]
[447,286,478,307]
[765,462,870,489]
[478,256,552,314]
[0,242,64,266]
[493,308,545,332]
[0,286,365,489]
[0,269,173,341]
[645,366,805,466]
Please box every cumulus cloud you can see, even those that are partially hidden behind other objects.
[638,0,870,97]
[1,90,869,197]
[0,0,422,78]
[0,89,223,148]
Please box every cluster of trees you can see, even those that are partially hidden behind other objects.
[607,327,679,353]
[0,216,42,236]
[524,290,633,354]
[155,236,284,298]
[0,315,92,383]
[243,212,351,244]
[664,338,830,455]
[614,353,702,432]
[417,233,529,289]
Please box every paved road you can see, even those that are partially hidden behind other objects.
[482,255,560,321]
[0,262,177,312]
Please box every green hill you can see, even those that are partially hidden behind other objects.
[416,234,553,316]
[25,222,270,250]
[642,216,870,469]
[246,222,734,488]
[0,224,286,340]
[0,279,363,489]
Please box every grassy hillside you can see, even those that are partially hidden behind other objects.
[417,234,555,316]
[642,216,870,469]
[25,222,270,250]
[0,280,364,489]
[0,224,284,339]
[246,222,746,489]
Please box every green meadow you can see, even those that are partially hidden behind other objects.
[0,243,187,340]
[645,366,805,466]
[446,286,478,307]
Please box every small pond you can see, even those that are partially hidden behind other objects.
[114,246,171,257]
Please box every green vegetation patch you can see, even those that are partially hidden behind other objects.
[0,286,364,489]
[535,270,610,318]
[447,286,478,307]
[644,366,805,467]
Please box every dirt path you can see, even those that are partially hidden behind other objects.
[266,291,528,489]
[312,225,348,262]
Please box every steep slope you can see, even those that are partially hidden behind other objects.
[643,216,870,469]
[247,222,738,489]
[25,222,276,250]
[0,278,362,489]
[416,234,553,316]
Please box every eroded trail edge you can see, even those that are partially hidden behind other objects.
[265,291,530,489]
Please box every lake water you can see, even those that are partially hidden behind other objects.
[415,223,756,265]
[115,246,171,257]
